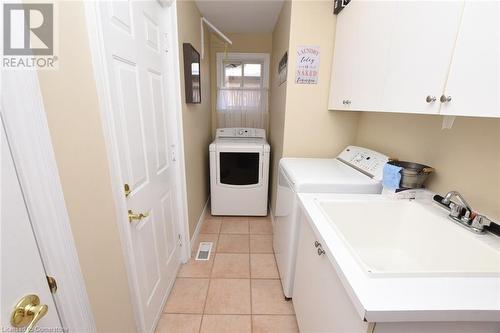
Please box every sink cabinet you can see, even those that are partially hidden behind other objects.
[293,212,373,333]
[293,211,500,333]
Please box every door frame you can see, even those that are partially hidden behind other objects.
[84,1,190,331]
[1,72,96,330]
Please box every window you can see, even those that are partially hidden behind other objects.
[223,61,263,88]
[216,53,270,129]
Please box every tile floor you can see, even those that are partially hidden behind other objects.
[156,215,299,333]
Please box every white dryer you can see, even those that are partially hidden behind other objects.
[274,146,388,298]
[209,128,270,216]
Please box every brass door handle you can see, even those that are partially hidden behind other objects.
[128,210,149,223]
[11,295,49,333]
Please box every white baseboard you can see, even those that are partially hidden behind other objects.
[189,196,210,255]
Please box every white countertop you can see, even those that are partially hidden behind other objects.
[297,192,500,323]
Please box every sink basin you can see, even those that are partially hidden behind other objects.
[318,198,500,277]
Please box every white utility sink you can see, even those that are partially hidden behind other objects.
[318,198,500,277]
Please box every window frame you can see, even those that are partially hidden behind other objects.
[217,52,270,90]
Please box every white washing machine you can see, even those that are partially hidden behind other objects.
[209,128,270,216]
[274,146,388,298]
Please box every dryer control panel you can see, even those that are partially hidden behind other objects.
[216,128,266,139]
[337,146,389,180]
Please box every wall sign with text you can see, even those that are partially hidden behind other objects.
[295,45,320,84]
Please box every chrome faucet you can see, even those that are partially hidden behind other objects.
[433,190,493,234]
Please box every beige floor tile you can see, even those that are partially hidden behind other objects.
[205,279,251,314]
[249,221,273,235]
[211,253,250,278]
[252,315,299,333]
[222,216,249,222]
[177,256,214,278]
[220,221,249,234]
[251,279,294,314]
[155,314,201,333]
[217,234,249,253]
[164,278,209,314]
[192,234,219,254]
[200,315,251,333]
[201,219,222,234]
[250,235,273,253]
[250,254,279,279]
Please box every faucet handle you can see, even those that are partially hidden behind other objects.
[449,203,463,219]
[471,215,492,231]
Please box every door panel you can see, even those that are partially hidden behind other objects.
[441,1,500,117]
[1,122,62,331]
[99,1,181,332]
[329,0,359,110]
[149,71,169,172]
[382,1,464,114]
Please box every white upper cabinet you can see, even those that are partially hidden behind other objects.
[440,1,500,117]
[382,1,463,115]
[329,0,500,118]
[328,0,359,110]
[329,0,397,111]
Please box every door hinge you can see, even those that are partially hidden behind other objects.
[46,276,58,294]
[178,234,182,247]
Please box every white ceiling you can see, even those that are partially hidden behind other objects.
[195,0,285,33]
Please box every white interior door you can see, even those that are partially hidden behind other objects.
[98,1,181,332]
[440,1,500,117]
[1,121,62,332]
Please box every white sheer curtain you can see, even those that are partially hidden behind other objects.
[216,88,268,129]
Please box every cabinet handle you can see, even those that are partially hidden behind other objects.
[342,100,351,105]
[426,95,436,103]
[440,95,452,103]
[317,247,326,256]
[314,241,320,248]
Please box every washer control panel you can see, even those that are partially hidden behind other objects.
[337,146,389,180]
[216,128,266,139]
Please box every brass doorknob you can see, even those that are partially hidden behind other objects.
[11,295,49,333]
[128,210,149,223]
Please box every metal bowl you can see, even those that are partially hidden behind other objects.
[388,160,435,189]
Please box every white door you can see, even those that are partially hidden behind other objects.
[98,1,181,332]
[441,1,500,117]
[382,1,464,115]
[1,122,62,332]
[348,0,397,112]
[328,0,358,110]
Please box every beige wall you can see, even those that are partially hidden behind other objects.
[37,2,136,332]
[268,1,359,213]
[209,32,273,134]
[268,0,292,212]
[355,114,500,221]
[283,1,359,158]
[177,1,212,236]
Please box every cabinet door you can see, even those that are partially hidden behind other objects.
[293,215,371,333]
[440,1,500,117]
[382,1,464,114]
[329,0,397,111]
[348,1,397,111]
[329,0,359,110]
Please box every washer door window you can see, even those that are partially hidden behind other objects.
[219,152,260,186]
